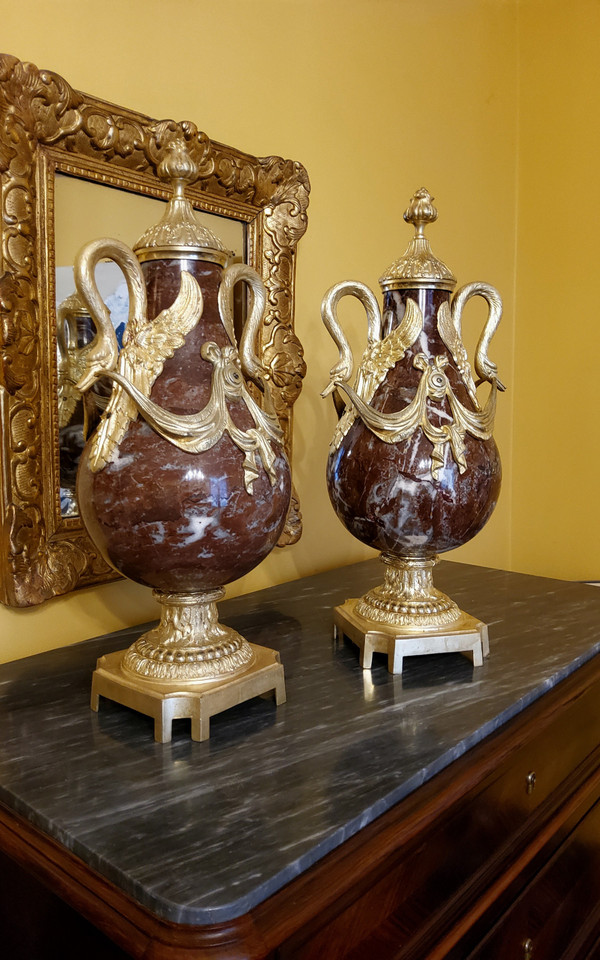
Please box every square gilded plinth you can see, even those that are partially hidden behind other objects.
[333,600,489,675]
[90,644,286,742]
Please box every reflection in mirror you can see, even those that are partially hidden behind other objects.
[54,175,245,517]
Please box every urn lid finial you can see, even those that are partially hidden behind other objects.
[379,188,456,292]
[134,137,231,266]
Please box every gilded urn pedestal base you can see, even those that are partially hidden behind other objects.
[90,590,286,742]
[333,556,489,675]
[91,644,286,743]
[333,602,489,675]
[121,589,257,683]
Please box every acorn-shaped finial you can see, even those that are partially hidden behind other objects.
[379,187,455,291]
[403,188,438,237]
[157,137,198,193]
[133,136,229,265]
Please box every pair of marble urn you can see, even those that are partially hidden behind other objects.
[73,142,504,741]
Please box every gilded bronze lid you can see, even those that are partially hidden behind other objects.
[379,188,456,292]
[134,138,231,266]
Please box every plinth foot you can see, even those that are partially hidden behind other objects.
[334,599,489,675]
[91,643,286,742]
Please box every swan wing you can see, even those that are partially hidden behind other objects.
[438,301,478,406]
[331,297,422,448]
[87,271,203,471]
[355,297,423,403]
[132,271,203,391]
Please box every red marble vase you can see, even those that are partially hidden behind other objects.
[77,257,291,597]
[321,189,505,662]
[74,141,291,685]
[326,285,502,560]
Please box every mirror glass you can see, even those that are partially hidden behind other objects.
[54,175,245,517]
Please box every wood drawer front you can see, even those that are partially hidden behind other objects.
[424,674,600,901]
[446,677,600,878]
[277,677,600,960]
[466,797,600,960]
[487,678,600,813]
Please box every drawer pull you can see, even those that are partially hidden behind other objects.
[525,771,537,794]
[523,937,534,959]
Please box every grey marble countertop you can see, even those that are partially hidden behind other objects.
[1,559,600,925]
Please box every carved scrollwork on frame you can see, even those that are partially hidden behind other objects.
[0,53,309,607]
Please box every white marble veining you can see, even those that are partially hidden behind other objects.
[1,560,600,925]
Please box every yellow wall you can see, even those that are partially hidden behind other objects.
[512,0,600,580]
[0,0,518,660]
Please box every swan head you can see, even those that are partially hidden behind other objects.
[75,337,119,393]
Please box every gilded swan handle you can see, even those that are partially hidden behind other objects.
[218,262,268,391]
[73,237,148,393]
[321,280,382,398]
[451,281,506,391]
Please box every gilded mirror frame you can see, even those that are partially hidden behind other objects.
[0,54,309,607]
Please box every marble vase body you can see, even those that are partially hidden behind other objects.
[327,284,502,561]
[77,255,291,595]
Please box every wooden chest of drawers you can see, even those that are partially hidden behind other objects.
[267,656,600,960]
[1,561,600,959]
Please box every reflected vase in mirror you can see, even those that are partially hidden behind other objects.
[321,189,505,675]
[57,292,111,516]
[75,139,289,741]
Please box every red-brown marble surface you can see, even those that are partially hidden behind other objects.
[327,287,501,557]
[77,258,291,592]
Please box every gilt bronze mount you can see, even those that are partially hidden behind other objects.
[333,555,489,675]
[92,644,286,743]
